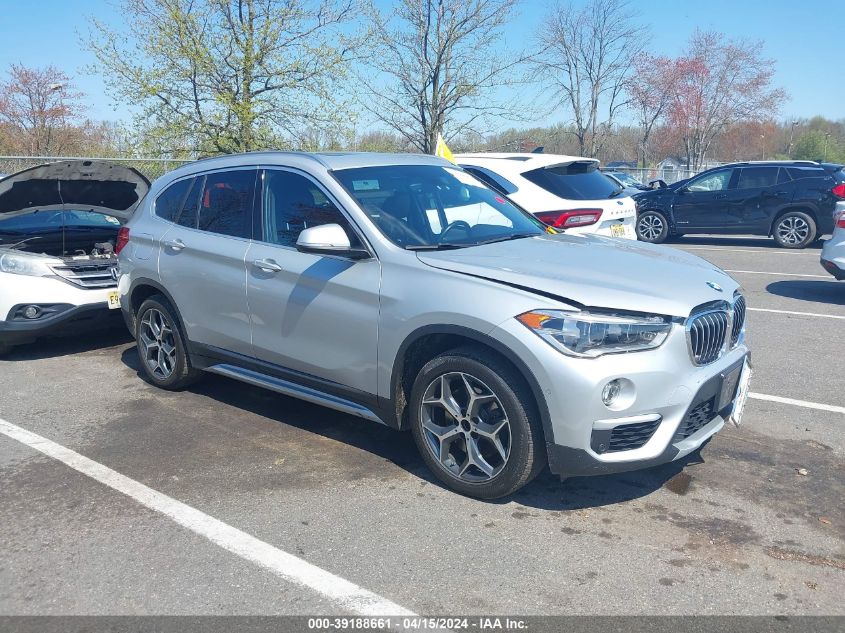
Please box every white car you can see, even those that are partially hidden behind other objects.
[455,153,637,239]
[0,160,150,356]
[820,202,845,279]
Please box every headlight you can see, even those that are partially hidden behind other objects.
[0,251,59,277]
[517,309,672,357]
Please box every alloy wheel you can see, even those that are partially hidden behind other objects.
[419,372,511,482]
[638,214,664,241]
[139,308,178,380]
[776,216,810,246]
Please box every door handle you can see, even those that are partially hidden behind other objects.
[253,258,283,273]
[163,238,186,251]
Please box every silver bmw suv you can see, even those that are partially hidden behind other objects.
[117,152,751,499]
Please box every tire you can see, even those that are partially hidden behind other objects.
[773,211,817,249]
[135,294,201,390]
[636,210,669,243]
[409,346,546,499]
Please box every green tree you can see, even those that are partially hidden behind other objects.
[792,129,844,163]
[87,0,360,156]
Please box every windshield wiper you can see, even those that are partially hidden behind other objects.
[405,243,467,251]
[473,232,538,246]
[1,236,43,249]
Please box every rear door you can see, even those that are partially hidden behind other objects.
[727,166,788,232]
[157,167,257,356]
[672,168,736,230]
[245,167,380,395]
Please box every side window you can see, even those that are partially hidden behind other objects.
[736,167,779,189]
[777,168,792,185]
[154,178,192,222]
[262,169,359,248]
[196,170,256,238]
[687,169,732,192]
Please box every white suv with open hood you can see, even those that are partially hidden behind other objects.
[456,153,637,239]
[0,160,150,355]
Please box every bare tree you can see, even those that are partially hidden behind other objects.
[534,0,644,158]
[361,0,529,154]
[87,0,360,156]
[0,64,84,155]
[667,30,786,171]
[628,55,688,167]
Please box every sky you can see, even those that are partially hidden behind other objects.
[0,0,838,128]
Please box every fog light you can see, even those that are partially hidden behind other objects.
[601,379,622,406]
[23,305,40,319]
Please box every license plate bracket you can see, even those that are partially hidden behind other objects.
[717,364,742,411]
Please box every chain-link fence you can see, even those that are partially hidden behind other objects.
[0,156,194,181]
[609,167,699,185]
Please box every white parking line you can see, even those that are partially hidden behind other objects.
[680,246,816,256]
[0,418,415,617]
[748,307,845,320]
[725,269,830,279]
[749,393,845,414]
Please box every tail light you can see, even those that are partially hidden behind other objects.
[115,227,130,254]
[838,214,845,229]
[832,183,845,199]
[535,209,603,228]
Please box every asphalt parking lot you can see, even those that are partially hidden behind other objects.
[1,235,843,617]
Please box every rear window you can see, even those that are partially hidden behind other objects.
[788,167,825,181]
[522,162,620,200]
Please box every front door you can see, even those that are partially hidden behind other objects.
[157,167,257,356]
[246,168,380,396]
[672,168,736,231]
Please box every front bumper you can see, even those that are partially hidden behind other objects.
[0,302,122,346]
[821,257,845,280]
[490,318,749,478]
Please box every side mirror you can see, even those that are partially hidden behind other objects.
[648,179,668,190]
[296,224,370,259]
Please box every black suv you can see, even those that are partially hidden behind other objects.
[634,161,842,248]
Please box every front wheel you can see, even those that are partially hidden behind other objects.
[636,210,669,243]
[409,347,546,499]
[773,211,817,249]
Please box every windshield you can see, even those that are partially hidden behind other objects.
[523,161,621,200]
[0,210,121,239]
[334,164,546,249]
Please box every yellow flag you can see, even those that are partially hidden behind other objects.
[434,133,455,163]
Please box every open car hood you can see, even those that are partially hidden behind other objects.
[0,160,150,221]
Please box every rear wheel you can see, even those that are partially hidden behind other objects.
[135,295,201,390]
[409,347,545,499]
[773,211,816,249]
[636,210,669,243]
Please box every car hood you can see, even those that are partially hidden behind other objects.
[416,233,739,318]
[0,160,150,221]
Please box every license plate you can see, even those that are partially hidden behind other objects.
[611,224,626,237]
[728,360,753,427]
[107,291,121,310]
